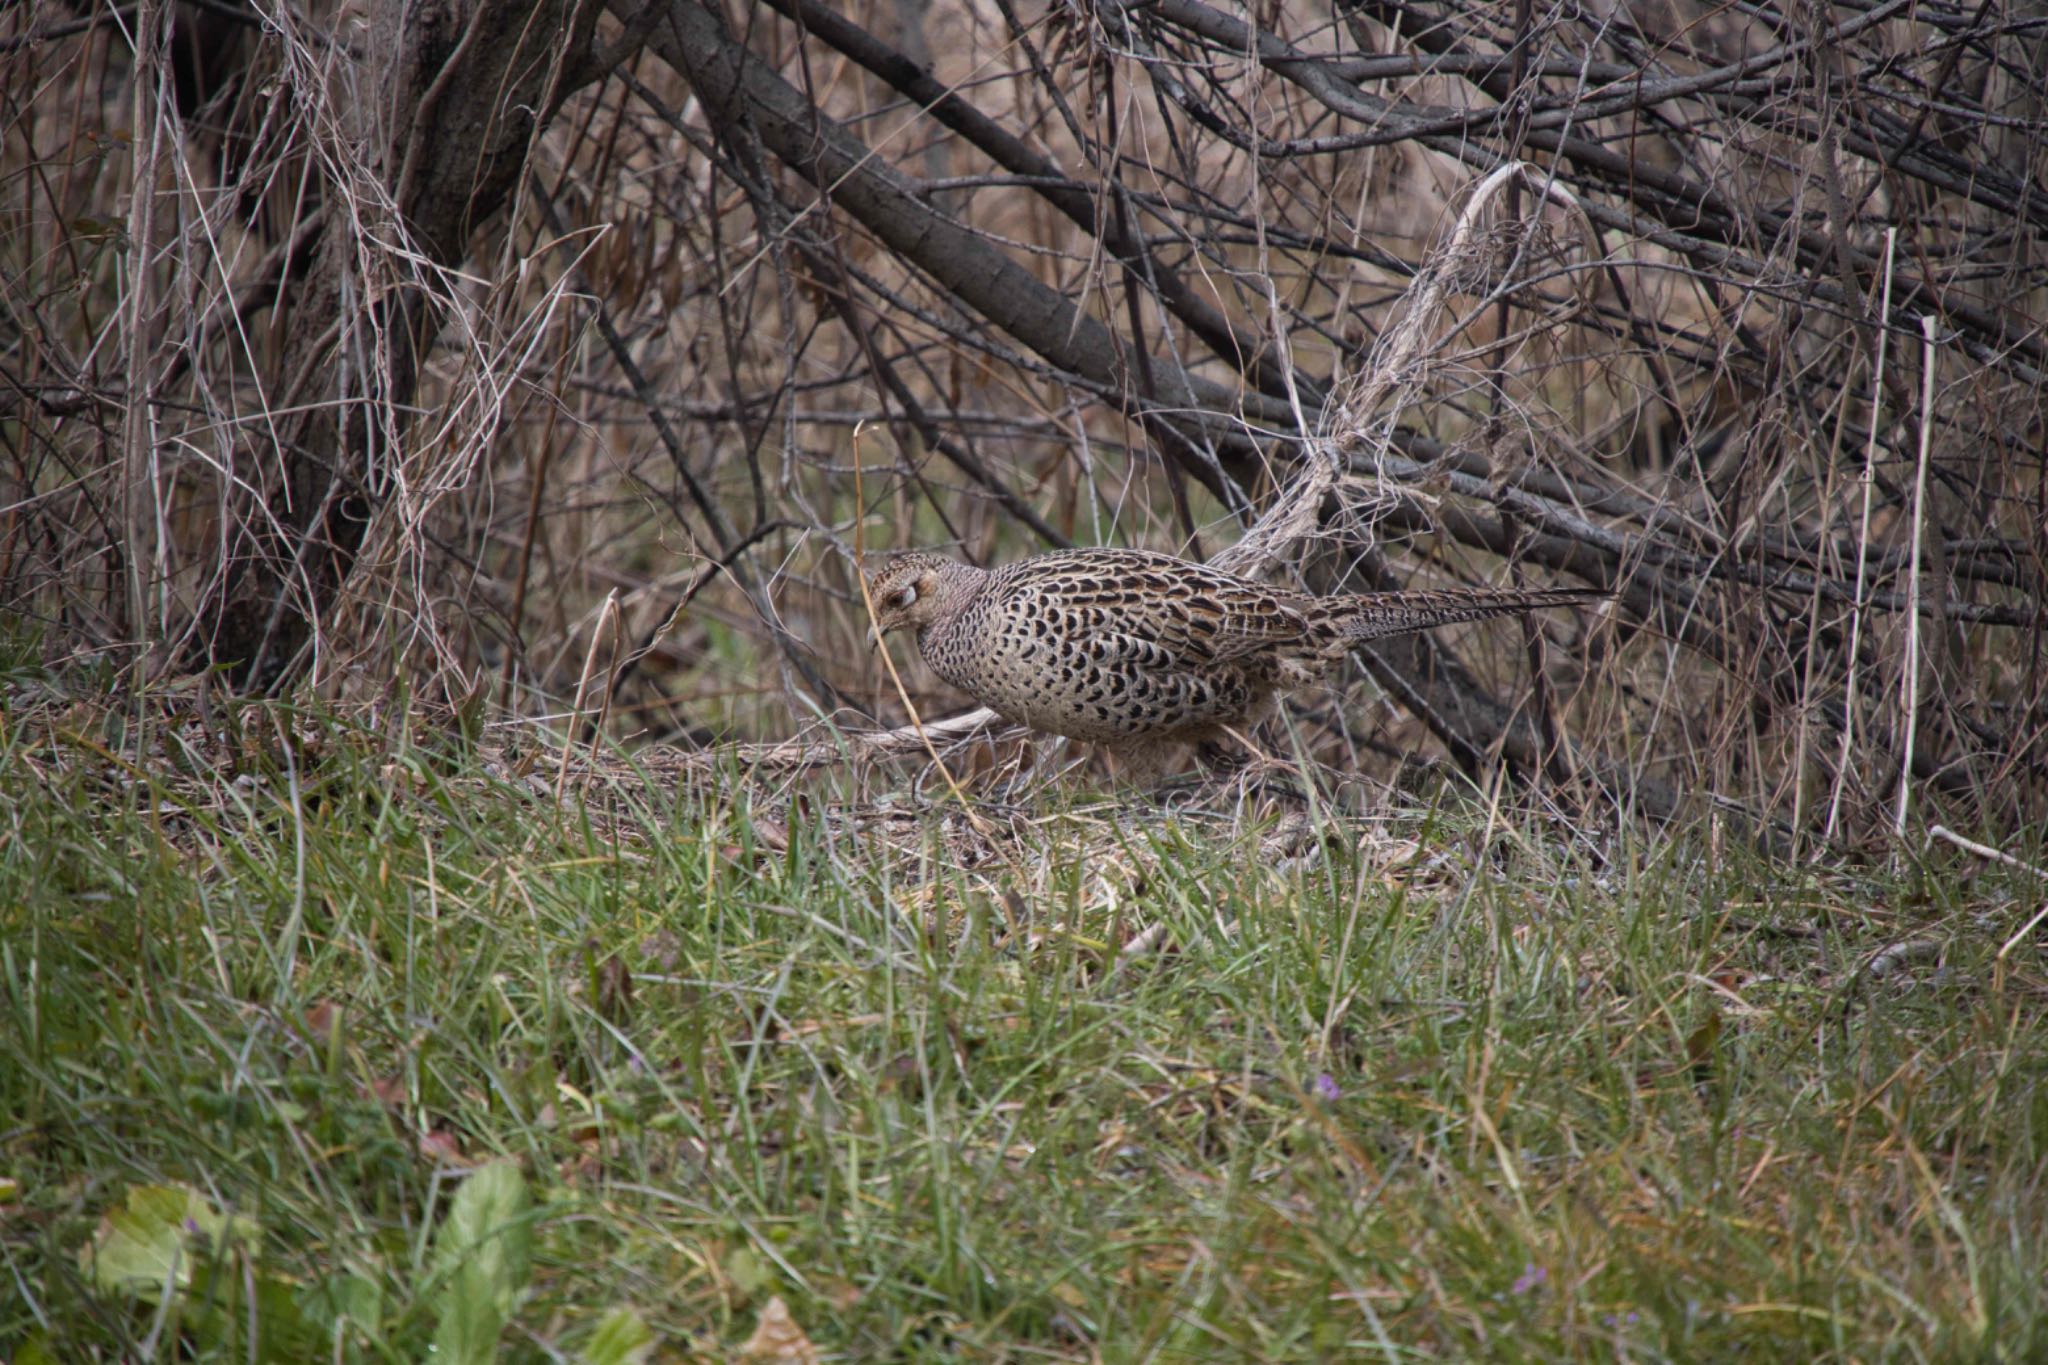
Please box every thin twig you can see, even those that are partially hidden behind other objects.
[1928,825,2048,881]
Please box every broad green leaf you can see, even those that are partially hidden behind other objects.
[725,1242,774,1299]
[580,1305,655,1365]
[82,1184,253,1299]
[11,1332,60,1365]
[301,1270,385,1343]
[430,1162,533,1365]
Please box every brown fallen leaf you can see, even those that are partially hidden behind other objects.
[302,1000,345,1040]
[417,1129,468,1165]
[738,1295,820,1364]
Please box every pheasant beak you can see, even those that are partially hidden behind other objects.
[866,602,905,650]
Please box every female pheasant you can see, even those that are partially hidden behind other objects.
[866,548,1605,766]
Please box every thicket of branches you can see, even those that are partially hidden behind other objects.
[3,0,2044,847]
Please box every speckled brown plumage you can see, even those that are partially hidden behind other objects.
[867,548,1606,767]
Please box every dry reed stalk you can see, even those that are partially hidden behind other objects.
[1825,228,1900,845]
[558,588,620,805]
[1895,317,1937,843]
[121,0,172,685]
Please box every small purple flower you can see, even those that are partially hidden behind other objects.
[184,1217,204,1238]
[1313,1073,1341,1102]
[1511,1263,1547,1295]
[1603,1311,1641,1328]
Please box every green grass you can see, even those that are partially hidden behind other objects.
[4,677,2048,1361]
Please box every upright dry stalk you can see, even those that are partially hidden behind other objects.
[122,0,170,685]
[1824,228,1899,843]
[1895,316,1938,841]
[557,589,621,805]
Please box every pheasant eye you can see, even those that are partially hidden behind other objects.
[893,585,918,608]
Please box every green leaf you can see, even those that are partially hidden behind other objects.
[11,1332,61,1365]
[580,1305,655,1365]
[302,1271,385,1342]
[430,1162,533,1365]
[82,1184,254,1300]
[725,1242,775,1300]
[238,1263,318,1362]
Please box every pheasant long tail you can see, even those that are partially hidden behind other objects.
[1331,586,1609,643]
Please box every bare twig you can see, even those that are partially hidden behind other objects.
[1928,826,2048,881]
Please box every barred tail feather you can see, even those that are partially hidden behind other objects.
[1334,586,1609,643]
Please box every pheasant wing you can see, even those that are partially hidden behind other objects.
[1001,550,1309,666]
